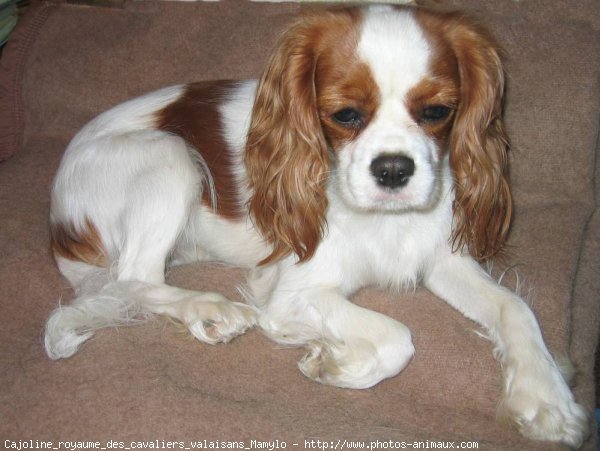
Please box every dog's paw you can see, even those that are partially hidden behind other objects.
[298,340,376,389]
[498,362,589,448]
[298,337,414,389]
[181,295,258,344]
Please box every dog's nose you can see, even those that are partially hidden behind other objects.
[370,154,415,189]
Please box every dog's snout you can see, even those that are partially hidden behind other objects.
[370,154,415,189]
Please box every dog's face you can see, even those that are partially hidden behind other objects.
[315,9,458,213]
[246,6,511,264]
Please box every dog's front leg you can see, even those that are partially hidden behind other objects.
[424,252,588,447]
[253,265,414,389]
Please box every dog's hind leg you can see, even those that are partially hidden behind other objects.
[45,132,256,359]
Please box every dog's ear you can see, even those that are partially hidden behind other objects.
[445,15,512,261]
[245,16,331,265]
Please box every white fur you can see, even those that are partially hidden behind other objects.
[44,7,588,448]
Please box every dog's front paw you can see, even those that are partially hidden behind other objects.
[298,336,414,389]
[298,340,380,389]
[498,361,589,448]
[181,295,258,344]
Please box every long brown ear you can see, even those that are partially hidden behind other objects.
[446,16,512,261]
[245,16,330,265]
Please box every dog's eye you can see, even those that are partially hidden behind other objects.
[421,105,452,123]
[332,108,363,126]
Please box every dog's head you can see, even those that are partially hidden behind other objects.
[246,6,511,264]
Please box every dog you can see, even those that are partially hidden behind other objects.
[44,5,588,447]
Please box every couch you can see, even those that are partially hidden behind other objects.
[1,0,598,449]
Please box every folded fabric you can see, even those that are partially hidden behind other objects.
[0,0,17,47]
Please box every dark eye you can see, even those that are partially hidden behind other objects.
[332,108,363,127]
[420,105,452,123]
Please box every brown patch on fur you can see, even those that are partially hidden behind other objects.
[156,81,244,220]
[246,8,371,265]
[315,23,380,151]
[405,33,460,148]
[51,219,108,266]
[406,78,459,148]
[416,8,512,261]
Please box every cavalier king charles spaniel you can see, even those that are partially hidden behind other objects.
[44,5,588,447]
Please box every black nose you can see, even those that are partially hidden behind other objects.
[370,154,415,189]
